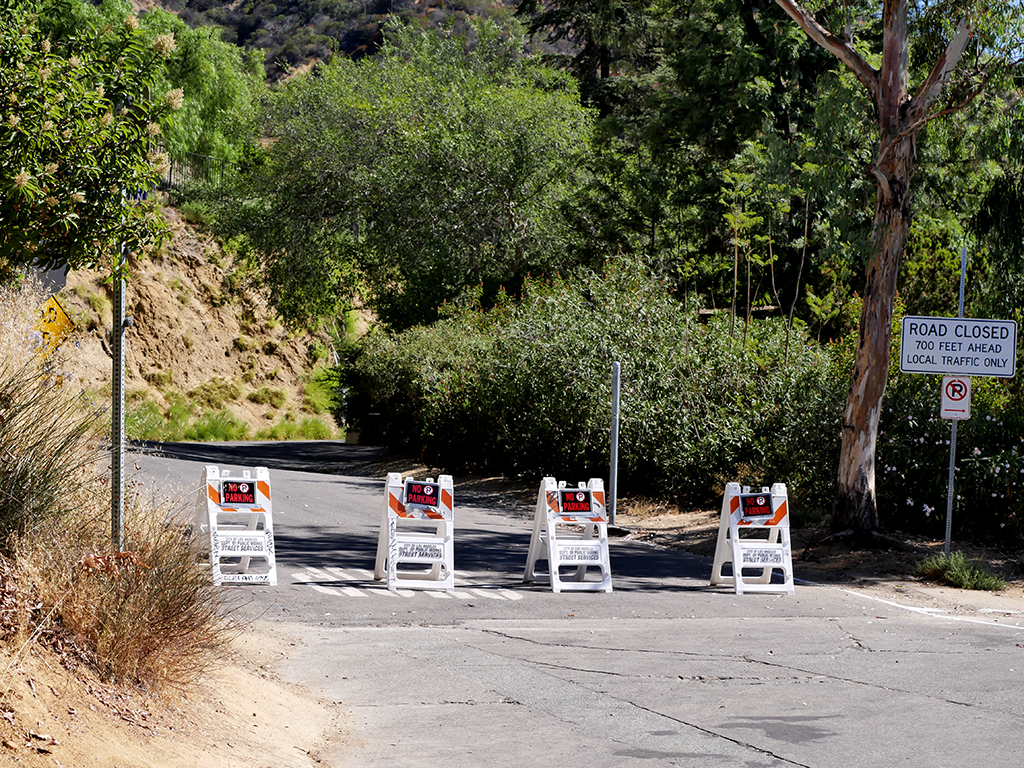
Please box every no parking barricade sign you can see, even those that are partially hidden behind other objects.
[197,466,277,586]
[374,473,455,592]
[523,477,612,593]
[710,482,793,595]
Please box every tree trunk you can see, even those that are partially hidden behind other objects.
[774,0,975,540]
[832,132,915,537]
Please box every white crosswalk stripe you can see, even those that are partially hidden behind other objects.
[289,563,525,601]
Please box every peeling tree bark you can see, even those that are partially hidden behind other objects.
[773,0,975,538]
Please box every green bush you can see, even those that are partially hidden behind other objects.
[182,409,249,442]
[916,551,1005,591]
[353,261,841,512]
[248,386,287,408]
[127,396,248,442]
[302,368,340,415]
[189,377,242,409]
[255,415,334,441]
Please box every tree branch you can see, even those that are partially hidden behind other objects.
[773,0,879,103]
[906,18,974,123]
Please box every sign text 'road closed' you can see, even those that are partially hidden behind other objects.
[900,316,1017,378]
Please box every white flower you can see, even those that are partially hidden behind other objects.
[164,87,184,110]
[152,33,177,58]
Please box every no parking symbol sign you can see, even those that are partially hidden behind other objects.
[940,376,971,420]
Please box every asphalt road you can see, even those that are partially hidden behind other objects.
[135,444,1024,768]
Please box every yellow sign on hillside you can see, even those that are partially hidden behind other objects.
[36,296,75,357]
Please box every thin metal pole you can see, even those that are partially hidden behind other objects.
[944,245,968,556]
[944,421,957,557]
[609,362,620,526]
[112,248,126,551]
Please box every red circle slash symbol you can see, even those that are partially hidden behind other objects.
[945,379,968,402]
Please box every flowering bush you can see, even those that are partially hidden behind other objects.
[0,3,179,277]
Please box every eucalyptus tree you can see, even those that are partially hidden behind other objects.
[773,0,1024,538]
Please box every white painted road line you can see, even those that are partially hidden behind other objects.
[289,563,524,600]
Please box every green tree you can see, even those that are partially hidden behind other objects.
[774,0,1024,539]
[0,1,180,277]
[37,0,266,161]
[216,19,596,329]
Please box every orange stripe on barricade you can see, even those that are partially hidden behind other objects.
[208,485,220,505]
[441,488,452,510]
[389,492,408,518]
[258,480,271,500]
[593,491,605,507]
[547,491,559,512]
[767,498,787,526]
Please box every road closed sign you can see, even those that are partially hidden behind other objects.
[900,316,1017,378]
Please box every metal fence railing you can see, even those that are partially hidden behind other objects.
[160,152,231,203]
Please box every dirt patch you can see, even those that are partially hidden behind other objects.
[1,625,344,768]
[59,207,330,436]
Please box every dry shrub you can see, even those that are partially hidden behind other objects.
[14,484,234,688]
[1,278,233,689]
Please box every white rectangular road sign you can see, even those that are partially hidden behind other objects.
[940,376,971,420]
[900,316,1017,378]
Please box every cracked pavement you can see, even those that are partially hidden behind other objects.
[137,451,1024,768]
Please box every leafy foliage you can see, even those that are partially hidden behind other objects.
[213,19,596,329]
[0,1,180,276]
[351,261,842,509]
[915,551,1005,591]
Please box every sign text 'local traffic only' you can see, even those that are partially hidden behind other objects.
[900,316,1017,378]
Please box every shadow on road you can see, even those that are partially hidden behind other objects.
[275,523,712,591]
[132,439,386,473]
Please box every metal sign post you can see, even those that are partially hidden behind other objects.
[111,247,126,551]
[944,247,967,556]
[609,362,620,527]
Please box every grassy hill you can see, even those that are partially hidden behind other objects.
[59,206,345,442]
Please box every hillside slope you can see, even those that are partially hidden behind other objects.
[58,207,341,441]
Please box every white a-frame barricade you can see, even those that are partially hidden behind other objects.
[197,466,277,586]
[710,482,793,595]
[523,478,612,593]
[374,473,455,592]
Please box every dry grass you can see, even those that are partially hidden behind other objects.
[0,278,233,691]
[13,486,234,688]
[0,281,105,543]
